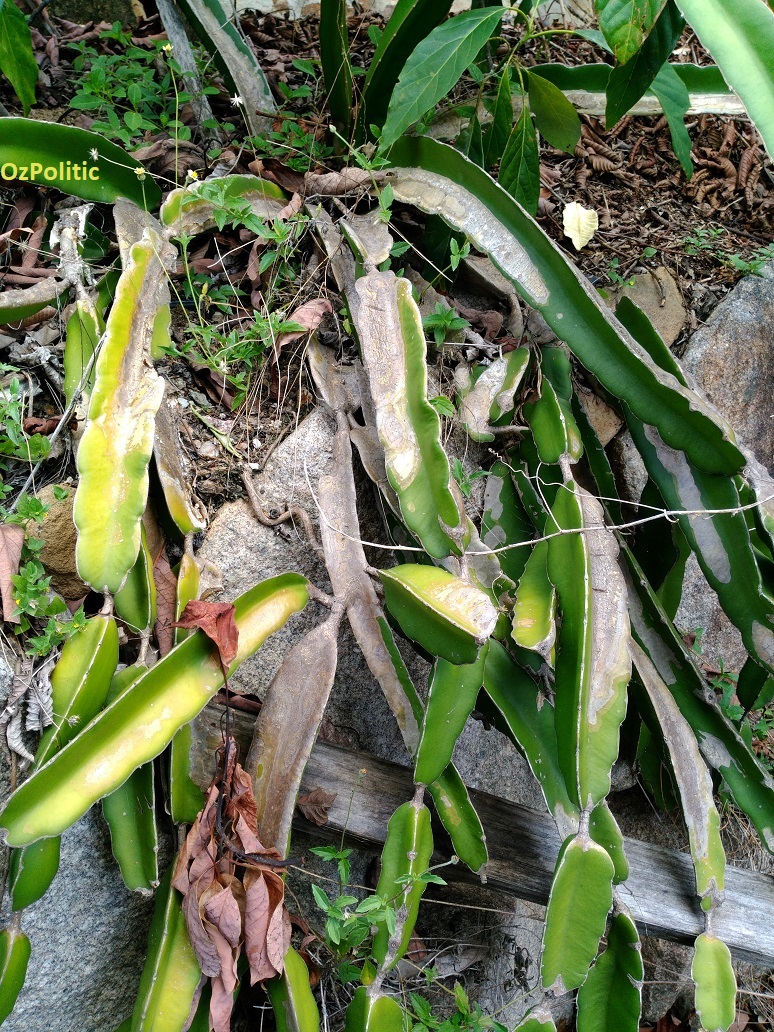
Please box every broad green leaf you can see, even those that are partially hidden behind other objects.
[527,71,582,154]
[524,378,583,464]
[548,479,631,810]
[426,765,488,874]
[380,7,504,148]
[577,908,643,1032]
[511,540,556,661]
[362,0,454,136]
[622,545,774,851]
[0,119,160,208]
[596,0,668,64]
[530,59,729,97]
[355,271,468,557]
[631,641,725,909]
[415,649,488,785]
[498,103,540,215]
[386,137,743,476]
[513,1011,556,1032]
[8,616,118,910]
[672,0,774,160]
[0,575,309,846]
[381,564,497,665]
[372,797,434,968]
[541,833,614,992]
[483,65,513,167]
[649,62,693,177]
[377,618,489,872]
[345,988,405,1032]
[266,946,320,1032]
[616,296,774,675]
[74,230,173,594]
[692,933,737,1032]
[0,925,30,1024]
[605,0,684,126]
[0,0,37,112]
[320,0,353,134]
[456,110,484,167]
[129,867,202,1031]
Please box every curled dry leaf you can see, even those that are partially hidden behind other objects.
[562,201,599,250]
[172,738,292,1031]
[152,551,177,657]
[273,298,333,359]
[276,192,303,220]
[296,786,337,826]
[172,599,238,676]
[0,523,25,624]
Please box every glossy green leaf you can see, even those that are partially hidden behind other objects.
[355,271,468,557]
[498,103,540,215]
[426,765,488,874]
[691,933,737,1032]
[0,925,30,1024]
[0,575,309,847]
[386,137,742,476]
[0,118,160,208]
[548,479,630,810]
[378,619,488,873]
[114,524,157,634]
[631,641,725,909]
[484,65,513,167]
[380,7,504,148]
[513,1010,556,1032]
[589,801,629,884]
[381,564,497,665]
[527,71,582,154]
[361,0,454,136]
[415,649,488,785]
[673,0,774,160]
[577,908,643,1032]
[649,62,693,177]
[129,867,201,1031]
[320,0,353,134]
[9,616,118,910]
[596,0,668,64]
[524,378,583,465]
[373,796,434,969]
[344,987,405,1032]
[63,298,101,407]
[74,229,174,594]
[266,946,320,1032]
[483,639,577,834]
[622,545,774,851]
[511,540,556,661]
[102,667,158,893]
[605,1,684,126]
[0,0,37,111]
[541,832,614,992]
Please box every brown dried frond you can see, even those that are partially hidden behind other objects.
[588,153,620,173]
[738,147,760,189]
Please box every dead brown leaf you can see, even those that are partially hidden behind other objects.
[0,524,25,623]
[303,168,382,196]
[172,599,238,677]
[273,298,332,359]
[276,192,303,220]
[152,550,177,657]
[296,786,336,826]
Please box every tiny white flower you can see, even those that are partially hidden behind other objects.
[89,148,99,160]
[230,95,244,107]
[134,166,147,181]
[162,43,173,54]
[186,169,200,181]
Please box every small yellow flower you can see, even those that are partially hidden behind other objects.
[134,166,147,181]
[186,169,199,181]
[162,43,173,55]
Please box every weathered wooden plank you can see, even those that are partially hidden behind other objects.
[190,704,774,967]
